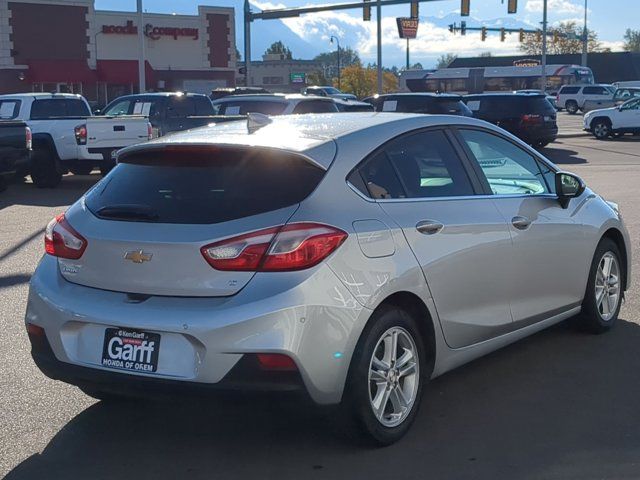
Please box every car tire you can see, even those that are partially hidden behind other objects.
[575,238,624,334]
[592,119,611,140]
[565,101,579,115]
[30,144,62,188]
[338,305,426,446]
[70,165,94,175]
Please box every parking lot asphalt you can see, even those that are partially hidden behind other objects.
[1,113,639,480]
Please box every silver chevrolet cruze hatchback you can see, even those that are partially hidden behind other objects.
[26,113,630,445]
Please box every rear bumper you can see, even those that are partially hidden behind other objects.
[25,255,370,405]
[77,146,122,162]
[0,149,30,175]
[520,126,558,144]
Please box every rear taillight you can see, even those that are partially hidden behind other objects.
[521,114,543,126]
[201,223,347,272]
[25,126,32,150]
[44,213,87,260]
[147,122,153,140]
[74,124,87,145]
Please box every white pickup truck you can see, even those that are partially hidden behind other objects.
[0,93,151,187]
[583,97,640,139]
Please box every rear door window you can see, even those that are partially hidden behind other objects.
[559,86,580,94]
[583,86,609,95]
[194,96,214,115]
[85,147,325,224]
[0,100,21,119]
[167,97,196,117]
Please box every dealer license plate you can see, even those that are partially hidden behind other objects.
[101,328,160,373]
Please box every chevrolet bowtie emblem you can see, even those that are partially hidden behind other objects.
[124,250,153,264]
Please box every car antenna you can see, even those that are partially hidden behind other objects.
[247,112,272,134]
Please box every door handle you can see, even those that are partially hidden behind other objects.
[511,216,531,230]
[416,220,444,235]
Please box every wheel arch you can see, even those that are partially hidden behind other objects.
[601,228,629,291]
[369,291,437,376]
[31,132,60,159]
[590,116,612,129]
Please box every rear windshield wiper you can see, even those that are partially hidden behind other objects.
[96,204,160,222]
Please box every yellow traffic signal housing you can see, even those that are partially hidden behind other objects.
[410,0,418,19]
[519,28,525,42]
[363,0,371,21]
[500,28,506,42]
[481,26,487,41]
[461,0,470,17]
[507,0,517,14]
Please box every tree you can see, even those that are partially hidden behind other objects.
[306,70,329,86]
[436,53,457,68]
[623,29,640,52]
[313,46,360,67]
[519,21,603,55]
[265,41,292,59]
[337,63,397,98]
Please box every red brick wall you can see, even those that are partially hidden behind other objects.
[207,14,230,68]
[8,2,89,63]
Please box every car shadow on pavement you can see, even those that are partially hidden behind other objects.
[6,317,640,480]
[541,146,587,165]
[0,175,99,209]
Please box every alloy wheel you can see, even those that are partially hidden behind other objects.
[368,327,420,428]
[595,252,620,321]
[594,122,610,139]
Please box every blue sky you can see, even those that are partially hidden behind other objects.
[96,0,631,67]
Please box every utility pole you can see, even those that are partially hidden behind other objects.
[376,0,382,94]
[541,0,547,93]
[406,38,410,70]
[244,0,252,86]
[137,0,145,93]
[581,0,588,67]
[330,36,341,89]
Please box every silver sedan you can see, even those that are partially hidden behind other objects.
[26,113,631,445]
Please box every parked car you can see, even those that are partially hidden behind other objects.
[583,97,640,139]
[364,93,473,117]
[0,93,151,187]
[463,93,558,147]
[301,86,357,101]
[0,120,31,191]
[27,112,630,446]
[582,87,640,113]
[212,94,339,115]
[101,92,241,137]
[210,87,271,101]
[555,84,615,114]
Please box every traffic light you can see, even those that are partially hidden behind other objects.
[481,26,487,41]
[535,30,542,41]
[448,23,455,34]
[519,28,525,42]
[507,0,517,14]
[500,28,506,42]
[410,0,418,19]
[552,31,558,43]
[461,0,470,17]
[363,0,370,21]
[460,20,467,35]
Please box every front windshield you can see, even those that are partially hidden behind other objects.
[575,69,595,85]
[323,87,341,94]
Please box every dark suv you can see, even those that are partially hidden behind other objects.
[364,93,473,117]
[463,93,558,148]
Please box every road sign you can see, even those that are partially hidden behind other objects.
[290,72,306,83]
[397,17,419,39]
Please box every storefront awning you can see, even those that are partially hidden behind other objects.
[27,59,98,83]
[97,60,155,85]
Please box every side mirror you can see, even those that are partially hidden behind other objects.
[555,171,585,208]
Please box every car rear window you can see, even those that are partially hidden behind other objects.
[30,99,90,119]
[292,100,339,114]
[215,101,288,116]
[468,96,554,115]
[85,147,325,224]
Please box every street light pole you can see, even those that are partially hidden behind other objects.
[376,0,382,94]
[581,0,588,67]
[244,0,252,87]
[137,0,145,93]
[541,0,547,93]
[330,35,341,90]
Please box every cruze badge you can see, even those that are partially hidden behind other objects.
[124,250,153,264]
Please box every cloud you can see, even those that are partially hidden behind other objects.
[525,0,584,15]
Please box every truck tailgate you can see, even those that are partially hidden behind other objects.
[85,117,149,149]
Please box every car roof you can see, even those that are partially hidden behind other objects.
[118,92,207,98]
[213,94,331,103]
[0,92,84,99]
[118,112,493,169]
[465,93,545,98]
[372,93,462,99]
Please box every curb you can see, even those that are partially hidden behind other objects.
[557,132,590,139]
